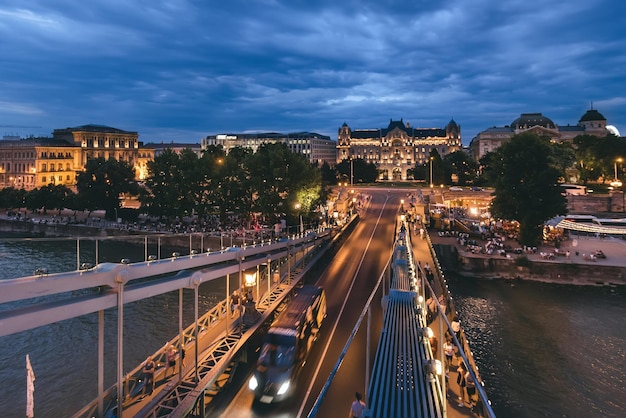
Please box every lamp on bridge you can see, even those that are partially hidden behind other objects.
[420,326,434,341]
[424,359,443,382]
[244,271,257,289]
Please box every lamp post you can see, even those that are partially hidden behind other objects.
[295,203,302,234]
[612,158,623,188]
[429,157,434,188]
[350,157,354,186]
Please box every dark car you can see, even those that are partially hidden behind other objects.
[593,250,606,259]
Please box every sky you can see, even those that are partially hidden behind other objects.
[1,0,626,146]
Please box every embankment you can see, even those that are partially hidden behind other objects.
[433,243,626,287]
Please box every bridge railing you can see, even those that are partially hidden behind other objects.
[422,224,496,418]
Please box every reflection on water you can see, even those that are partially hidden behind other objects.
[447,273,626,418]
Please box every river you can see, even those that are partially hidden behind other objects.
[1,237,625,417]
[447,273,626,418]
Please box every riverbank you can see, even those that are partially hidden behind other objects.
[430,231,626,286]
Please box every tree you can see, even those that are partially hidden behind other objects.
[548,142,576,182]
[140,149,182,219]
[336,158,378,184]
[443,151,479,185]
[489,133,567,246]
[319,162,337,185]
[428,149,445,186]
[246,143,323,226]
[76,158,138,220]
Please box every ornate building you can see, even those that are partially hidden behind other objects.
[0,138,80,190]
[469,108,613,161]
[53,124,153,181]
[336,118,462,180]
[0,124,154,191]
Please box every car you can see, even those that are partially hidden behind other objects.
[449,187,464,191]
[593,250,606,259]
[470,187,483,191]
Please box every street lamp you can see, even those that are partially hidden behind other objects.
[612,158,623,188]
[429,157,434,188]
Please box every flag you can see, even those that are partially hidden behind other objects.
[26,354,35,418]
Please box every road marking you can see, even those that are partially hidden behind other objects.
[297,194,391,417]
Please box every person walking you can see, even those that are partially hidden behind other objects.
[165,345,178,378]
[465,369,477,409]
[231,290,241,316]
[349,392,366,418]
[456,362,467,407]
[443,338,454,374]
[142,356,156,396]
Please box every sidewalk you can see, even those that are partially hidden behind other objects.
[410,226,480,418]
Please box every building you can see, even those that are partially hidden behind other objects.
[53,124,153,181]
[0,137,80,190]
[202,132,337,165]
[0,124,154,191]
[469,108,613,161]
[143,141,203,158]
[336,118,462,181]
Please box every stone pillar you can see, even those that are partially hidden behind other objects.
[610,191,624,213]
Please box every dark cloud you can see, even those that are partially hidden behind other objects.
[1,0,625,143]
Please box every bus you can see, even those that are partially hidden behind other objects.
[248,285,327,403]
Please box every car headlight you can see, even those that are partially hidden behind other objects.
[248,375,258,391]
[277,380,290,395]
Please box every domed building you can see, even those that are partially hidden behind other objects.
[337,118,462,181]
[469,107,613,161]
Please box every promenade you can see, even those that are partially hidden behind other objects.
[431,232,626,268]
[410,226,484,418]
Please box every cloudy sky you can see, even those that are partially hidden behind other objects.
[1,0,625,146]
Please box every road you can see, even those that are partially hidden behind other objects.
[212,187,408,417]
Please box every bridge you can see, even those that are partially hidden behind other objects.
[1,192,496,417]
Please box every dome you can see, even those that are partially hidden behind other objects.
[579,109,606,122]
[511,113,556,129]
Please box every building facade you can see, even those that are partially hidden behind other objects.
[202,132,337,165]
[53,124,153,181]
[0,138,80,190]
[336,118,462,181]
[469,108,613,161]
[0,124,154,191]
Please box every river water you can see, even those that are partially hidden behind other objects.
[1,236,625,417]
[446,273,626,418]
[0,235,229,418]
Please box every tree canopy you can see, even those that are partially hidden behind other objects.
[76,158,139,219]
[486,132,567,246]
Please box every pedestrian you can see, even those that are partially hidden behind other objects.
[231,290,241,314]
[451,318,462,343]
[349,391,366,418]
[465,369,477,408]
[142,356,156,396]
[165,345,178,377]
[444,338,454,373]
[457,362,467,407]
[246,288,254,304]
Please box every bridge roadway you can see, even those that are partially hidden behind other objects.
[206,188,494,418]
[0,187,494,417]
